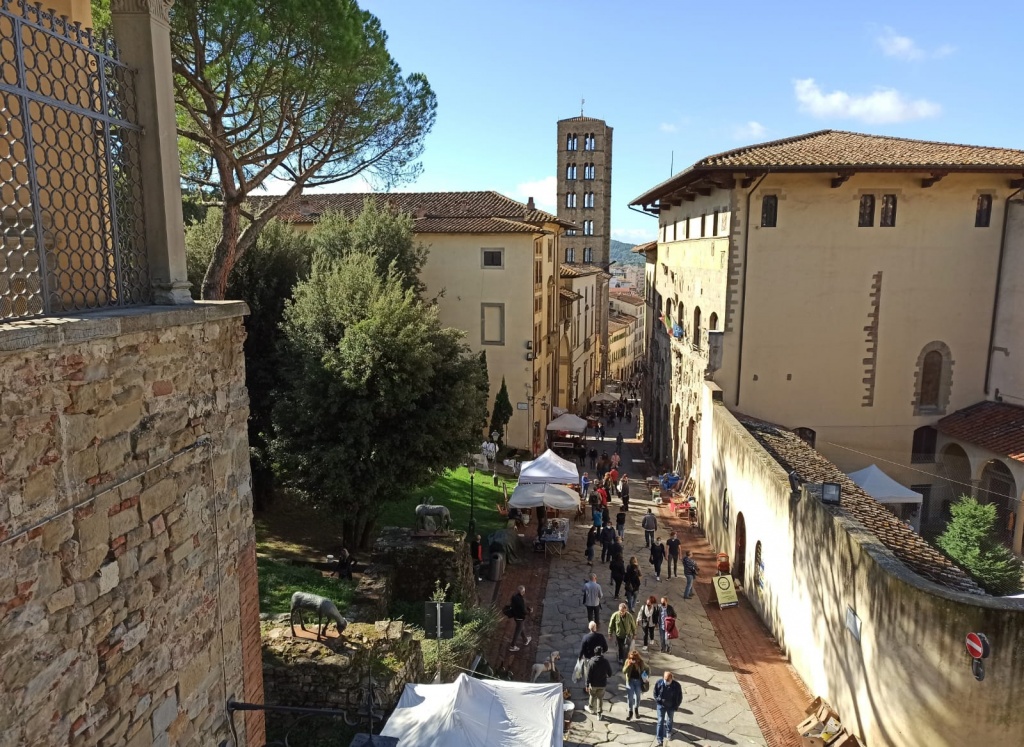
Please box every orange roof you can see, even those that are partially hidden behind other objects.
[632,130,1024,206]
[938,401,1024,463]
[610,290,644,306]
[632,240,657,254]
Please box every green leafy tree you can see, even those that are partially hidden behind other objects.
[936,496,1023,594]
[476,352,490,434]
[489,378,513,446]
[272,251,486,547]
[185,210,310,509]
[170,0,436,299]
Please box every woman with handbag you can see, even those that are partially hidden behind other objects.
[635,595,660,651]
[622,649,650,721]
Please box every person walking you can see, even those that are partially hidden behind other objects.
[649,536,666,582]
[579,620,608,661]
[580,471,590,500]
[641,509,657,548]
[507,585,532,652]
[598,423,605,441]
[608,536,624,566]
[615,505,627,540]
[665,530,681,579]
[469,534,484,582]
[624,556,642,612]
[582,573,603,627]
[609,554,625,598]
[683,550,700,599]
[658,597,677,653]
[585,646,613,720]
[588,446,598,469]
[607,466,619,496]
[591,503,603,530]
[615,431,624,453]
[596,483,609,509]
[599,522,616,563]
[619,474,631,511]
[653,671,684,746]
[608,602,638,664]
[636,595,660,651]
[585,525,599,566]
[622,650,649,721]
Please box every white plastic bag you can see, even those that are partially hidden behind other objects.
[572,656,584,683]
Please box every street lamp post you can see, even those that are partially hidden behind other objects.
[467,458,477,538]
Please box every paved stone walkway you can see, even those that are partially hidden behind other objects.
[541,414,768,747]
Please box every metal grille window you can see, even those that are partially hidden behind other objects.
[0,0,149,320]
[976,194,993,227]
[858,195,875,227]
[761,195,778,227]
[880,194,898,227]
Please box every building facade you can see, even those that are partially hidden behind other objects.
[608,289,644,383]
[271,192,571,454]
[558,264,605,412]
[557,116,613,385]
[631,130,1024,543]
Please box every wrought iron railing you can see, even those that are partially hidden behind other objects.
[0,0,149,320]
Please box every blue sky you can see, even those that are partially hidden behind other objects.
[344,0,1024,245]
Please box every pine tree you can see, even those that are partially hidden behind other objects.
[936,496,1023,594]
[489,377,513,447]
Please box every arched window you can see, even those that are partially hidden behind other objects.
[911,426,937,463]
[665,298,674,325]
[565,247,575,263]
[693,306,702,349]
[709,312,719,331]
[793,427,816,448]
[566,133,577,151]
[914,342,953,415]
[754,541,764,589]
[566,192,576,208]
[566,164,577,180]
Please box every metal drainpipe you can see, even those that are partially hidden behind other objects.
[734,173,769,408]
[984,186,1024,395]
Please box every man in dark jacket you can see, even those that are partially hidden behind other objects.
[579,620,608,661]
[599,523,616,563]
[649,537,666,582]
[683,551,699,599]
[665,531,681,578]
[653,671,684,746]
[507,585,532,652]
[584,646,614,719]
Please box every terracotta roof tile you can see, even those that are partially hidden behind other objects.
[559,287,582,301]
[632,130,1024,206]
[632,240,657,254]
[610,290,644,306]
[937,401,1024,463]
[740,417,983,595]
[252,191,575,231]
[560,263,606,279]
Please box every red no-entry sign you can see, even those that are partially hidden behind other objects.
[965,632,988,659]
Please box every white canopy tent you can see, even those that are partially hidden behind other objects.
[590,392,617,403]
[545,413,588,433]
[509,482,581,510]
[847,465,923,505]
[380,673,564,747]
[518,449,580,485]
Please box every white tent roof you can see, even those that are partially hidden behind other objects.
[380,673,564,747]
[545,413,588,433]
[518,449,580,485]
[847,464,923,505]
[590,392,617,403]
[509,482,581,510]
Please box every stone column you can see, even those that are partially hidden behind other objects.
[111,0,191,304]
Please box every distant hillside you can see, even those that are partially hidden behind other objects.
[610,239,647,266]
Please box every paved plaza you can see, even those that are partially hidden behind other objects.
[539,420,768,746]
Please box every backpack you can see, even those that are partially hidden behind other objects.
[503,604,514,618]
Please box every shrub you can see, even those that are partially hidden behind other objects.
[936,496,1023,595]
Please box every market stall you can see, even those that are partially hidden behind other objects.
[518,449,580,485]
[847,464,924,530]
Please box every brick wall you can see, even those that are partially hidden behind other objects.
[0,303,262,747]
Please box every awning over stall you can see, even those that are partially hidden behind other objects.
[847,464,923,504]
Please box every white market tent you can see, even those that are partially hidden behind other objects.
[545,413,588,433]
[847,464,923,505]
[380,673,564,747]
[590,392,617,403]
[509,482,581,510]
[518,449,580,485]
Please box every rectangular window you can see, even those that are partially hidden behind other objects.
[976,194,993,227]
[700,214,706,237]
[880,194,897,227]
[482,248,504,268]
[481,303,505,345]
[684,218,690,239]
[534,259,542,284]
[858,195,875,227]
[712,210,719,236]
[761,195,778,228]
[672,221,677,241]
[565,247,575,262]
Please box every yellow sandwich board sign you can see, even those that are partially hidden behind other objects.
[714,575,738,608]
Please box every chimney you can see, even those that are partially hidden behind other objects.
[527,196,536,210]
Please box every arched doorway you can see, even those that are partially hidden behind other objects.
[936,443,972,534]
[979,459,1017,547]
[734,512,747,586]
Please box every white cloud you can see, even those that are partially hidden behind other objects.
[876,27,924,60]
[732,121,767,140]
[612,228,655,243]
[876,27,955,61]
[513,175,557,212]
[659,122,678,134]
[793,78,940,124]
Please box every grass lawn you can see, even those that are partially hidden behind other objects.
[376,466,511,539]
[257,556,354,615]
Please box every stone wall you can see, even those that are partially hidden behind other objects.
[0,303,262,747]
[262,620,422,719]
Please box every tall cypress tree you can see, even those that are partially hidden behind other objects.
[489,377,513,447]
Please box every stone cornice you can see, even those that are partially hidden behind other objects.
[110,0,174,23]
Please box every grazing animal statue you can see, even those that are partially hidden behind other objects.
[531,651,562,682]
[415,503,451,532]
[290,591,348,641]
